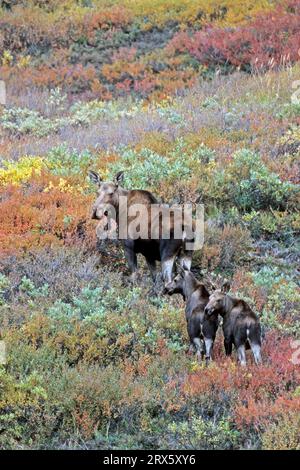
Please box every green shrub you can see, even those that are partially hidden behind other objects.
[226,149,297,212]
[0,368,48,448]
[261,281,300,334]
[276,102,300,120]
[46,145,96,177]
[165,416,239,450]
[0,108,59,137]
[109,147,191,191]
[0,274,10,306]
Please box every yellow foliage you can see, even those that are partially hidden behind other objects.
[44,178,85,194]
[134,132,173,155]
[20,0,277,29]
[262,413,300,450]
[0,368,47,409]
[17,55,31,69]
[2,50,13,67]
[0,156,44,187]
[280,124,300,147]
[119,0,276,27]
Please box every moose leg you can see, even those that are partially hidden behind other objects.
[204,337,213,366]
[160,239,181,284]
[187,343,196,355]
[251,343,262,365]
[124,242,138,282]
[161,257,175,284]
[224,339,233,356]
[237,344,246,366]
[193,337,204,362]
[188,318,201,357]
[145,258,157,281]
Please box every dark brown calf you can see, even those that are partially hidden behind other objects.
[165,268,218,364]
[205,281,262,366]
[89,171,194,284]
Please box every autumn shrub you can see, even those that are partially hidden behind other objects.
[0,247,100,302]
[167,2,300,72]
[0,0,286,100]
[262,412,300,450]
[214,149,298,212]
[0,175,95,257]
[0,107,60,137]
[0,253,299,449]
[108,146,191,197]
[3,63,99,95]
[108,140,216,200]
[279,124,300,156]
[260,279,300,333]
[195,223,252,272]
[1,265,186,363]
[179,332,300,440]
[0,156,44,186]
[0,367,48,449]
[46,145,97,177]
[164,416,239,450]
[121,0,274,29]
[242,209,300,239]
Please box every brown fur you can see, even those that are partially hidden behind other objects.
[205,281,262,366]
[89,171,194,283]
[165,269,218,364]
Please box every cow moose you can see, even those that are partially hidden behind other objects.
[89,170,195,285]
[204,281,262,366]
[165,268,219,364]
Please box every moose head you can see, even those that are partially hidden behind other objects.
[89,170,125,221]
[204,280,230,316]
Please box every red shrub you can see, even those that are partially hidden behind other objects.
[0,175,95,257]
[167,1,300,71]
[177,330,300,433]
[1,63,98,95]
[234,395,300,431]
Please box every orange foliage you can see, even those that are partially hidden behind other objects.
[83,5,132,36]
[234,395,300,431]
[0,174,95,257]
[179,331,300,432]
[1,63,98,95]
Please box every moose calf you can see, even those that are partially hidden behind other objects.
[204,281,262,366]
[165,268,219,365]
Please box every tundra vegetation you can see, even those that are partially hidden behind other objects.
[0,0,300,450]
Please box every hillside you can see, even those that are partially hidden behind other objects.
[0,0,299,450]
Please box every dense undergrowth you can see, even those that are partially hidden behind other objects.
[0,0,299,450]
[1,0,300,101]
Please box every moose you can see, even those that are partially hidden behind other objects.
[204,281,262,366]
[89,170,196,284]
[89,170,263,367]
[165,268,219,364]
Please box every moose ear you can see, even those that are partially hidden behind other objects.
[182,261,191,272]
[89,171,102,185]
[221,280,230,294]
[177,264,187,277]
[115,171,124,186]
